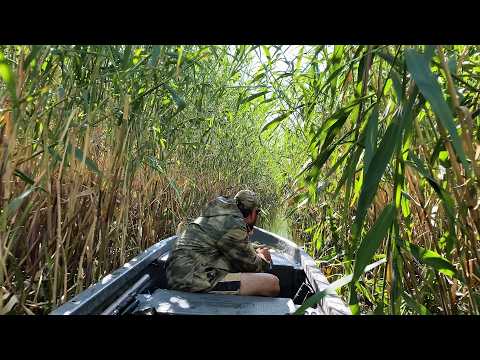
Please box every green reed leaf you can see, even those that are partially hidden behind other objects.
[405,49,470,174]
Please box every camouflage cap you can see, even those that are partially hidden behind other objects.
[234,190,260,211]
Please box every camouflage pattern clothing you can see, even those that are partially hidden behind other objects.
[165,196,270,292]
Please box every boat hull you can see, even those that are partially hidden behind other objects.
[50,227,350,315]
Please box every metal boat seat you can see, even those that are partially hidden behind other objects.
[135,289,297,315]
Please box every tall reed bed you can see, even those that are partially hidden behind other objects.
[2,44,479,315]
[0,45,282,314]
[255,45,480,314]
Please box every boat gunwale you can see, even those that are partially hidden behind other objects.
[252,227,351,315]
[50,237,175,315]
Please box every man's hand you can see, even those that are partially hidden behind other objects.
[246,224,254,236]
[256,247,272,263]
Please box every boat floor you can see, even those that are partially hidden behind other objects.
[135,289,297,315]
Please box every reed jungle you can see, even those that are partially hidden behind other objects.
[1,45,480,315]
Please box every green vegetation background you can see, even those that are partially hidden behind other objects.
[0,45,479,315]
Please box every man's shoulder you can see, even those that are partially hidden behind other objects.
[201,196,242,217]
[226,214,247,231]
[195,195,247,238]
[205,212,246,232]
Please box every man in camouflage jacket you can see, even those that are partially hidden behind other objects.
[165,190,280,296]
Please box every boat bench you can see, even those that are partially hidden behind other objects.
[135,289,297,315]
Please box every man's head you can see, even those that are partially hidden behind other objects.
[234,190,261,228]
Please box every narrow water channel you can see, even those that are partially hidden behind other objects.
[263,210,304,246]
